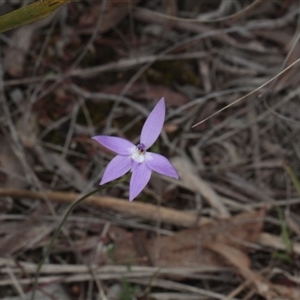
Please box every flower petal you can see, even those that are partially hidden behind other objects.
[129,163,151,201]
[145,152,178,179]
[140,98,165,149]
[100,155,132,185]
[92,136,135,155]
[131,161,139,172]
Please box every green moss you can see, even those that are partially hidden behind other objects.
[119,278,139,300]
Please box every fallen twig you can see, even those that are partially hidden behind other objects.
[0,188,299,255]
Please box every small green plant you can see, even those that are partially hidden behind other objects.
[272,207,293,263]
[118,278,139,300]
[106,243,116,261]
[277,207,292,255]
[272,163,300,263]
[285,165,300,195]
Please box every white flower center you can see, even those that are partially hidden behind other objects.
[131,151,145,163]
[131,143,147,163]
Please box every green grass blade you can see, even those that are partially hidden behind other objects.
[285,164,300,196]
[0,0,70,33]
[276,207,292,255]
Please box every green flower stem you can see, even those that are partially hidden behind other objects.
[30,175,129,300]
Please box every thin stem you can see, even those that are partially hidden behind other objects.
[30,175,129,300]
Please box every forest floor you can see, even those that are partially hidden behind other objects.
[0,0,300,299]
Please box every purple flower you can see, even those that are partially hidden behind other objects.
[92,97,178,201]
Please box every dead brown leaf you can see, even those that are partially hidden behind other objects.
[209,242,300,299]
[109,226,150,266]
[147,208,265,268]
[111,209,265,269]
[206,242,274,299]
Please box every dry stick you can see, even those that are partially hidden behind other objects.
[0,261,223,276]
[1,187,300,257]
[29,175,130,300]
[192,58,300,128]
[3,52,207,86]
[0,188,211,228]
